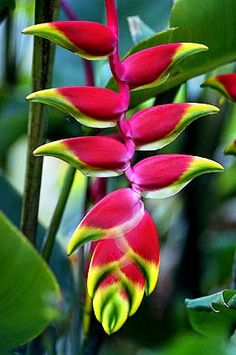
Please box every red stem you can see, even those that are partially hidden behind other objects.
[109,48,124,82]
[105,0,134,166]
[61,0,94,86]
[105,0,119,36]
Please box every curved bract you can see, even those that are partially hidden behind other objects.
[67,188,144,255]
[34,136,131,177]
[27,86,128,128]
[128,103,219,150]
[121,42,208,90]
[126,154,223,199]
[22,21,118,60]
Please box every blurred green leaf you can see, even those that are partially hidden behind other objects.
[186,289,236,339]
[0,172,75,308]
[160,333,229,355]
[110,0,236,107]
[201,231,236,291]
[0,212,61,350]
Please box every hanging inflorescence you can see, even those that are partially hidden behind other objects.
[23,0,223,334]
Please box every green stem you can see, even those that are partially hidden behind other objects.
[4,11,17,86]
[21,0,59,245]
[41,165,76,262]
[231,248,236,289]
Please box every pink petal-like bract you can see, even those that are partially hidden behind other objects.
[27,86,128,128]
[121,43,207,90]
[33,136,131,177]
[126,155,223,199]
[202,73,236,102]
[23,21,118,60]
[128,103,219,150]
[64,136,129,170]
[67,188,144,255]
[53,21,117,57]
[58,86,125,121]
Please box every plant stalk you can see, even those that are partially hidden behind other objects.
[21,0,59,244]
[231,248,236,289]
[41,165,76,262]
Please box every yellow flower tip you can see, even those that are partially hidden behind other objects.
[26,91,44,102]
[214,161,224,171]
[33,140,65,157]
[26,89,57,102]
[224,141,236,156]
[193,157,224,173]
[187,103,220,116]
[201,104,220,113]
[173,43,208,65]
[67,239,76,256]
[33,146,43,156]
[200,77,217,88]
[224,146,230,156]
[21,25,33,35]
[67,226,106,256]
[178,42,208,56]
[21,23,51,35]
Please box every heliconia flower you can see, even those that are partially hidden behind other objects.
[87,211,159,298]
[22,21,118,60]
[224,140,236,156]
[128,103,219,150]
[121,43,208,90]
[126,155,224,199]
[26,86,128,128]
[201,74,236,102]
[67,188,144,255]
[33,136,131,177]
[87,211,159,334]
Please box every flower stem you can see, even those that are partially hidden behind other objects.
[231,248,236,289]
[21,0,59,245]
[41,165,76,262]
[105,0,119,36]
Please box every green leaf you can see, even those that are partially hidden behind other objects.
[0,172,75,307]
[113,0,236,107]
[0,212,61,350]
[162,333,228,355]
[186,289,236,339]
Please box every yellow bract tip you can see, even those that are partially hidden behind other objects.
[26,89,58,102]
[21,23,52,35]
[67,226,107,255]
[180,42,208,52]
[193,157,224,172]
[224,141,236,156]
